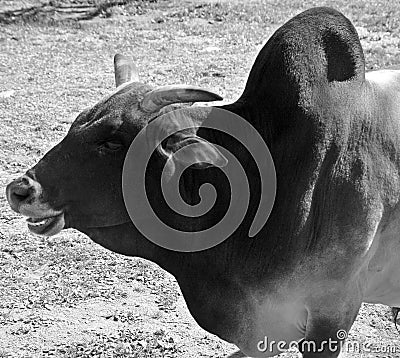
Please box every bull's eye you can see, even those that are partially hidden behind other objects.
[100,140,124,152]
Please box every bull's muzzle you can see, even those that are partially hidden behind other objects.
[6,174,65,236]
[6,175,40,213]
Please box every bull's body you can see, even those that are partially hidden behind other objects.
[6,7,400,358]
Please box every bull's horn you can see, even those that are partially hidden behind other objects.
[114,54,139,87]
[140,85,222,113]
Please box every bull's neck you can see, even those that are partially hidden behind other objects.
[85,101,271,280]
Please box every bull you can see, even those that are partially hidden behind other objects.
[6,7,400,357]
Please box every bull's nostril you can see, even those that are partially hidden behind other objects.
[6,175,38,212]
[9,185,32,206]
[12,185,31,198]
[12,192,30,202]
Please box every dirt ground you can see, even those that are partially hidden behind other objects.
[2,0,400,357]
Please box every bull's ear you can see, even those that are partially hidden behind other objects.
[164,135,228,169]
[145,106,227,177]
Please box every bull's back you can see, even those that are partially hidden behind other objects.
[363,69,400,306]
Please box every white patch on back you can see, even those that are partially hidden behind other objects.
[365,206,400,306]
[366,69,400,90]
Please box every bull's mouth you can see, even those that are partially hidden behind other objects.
[26,213,65,236]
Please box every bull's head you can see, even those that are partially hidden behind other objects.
[6,54,225,237]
